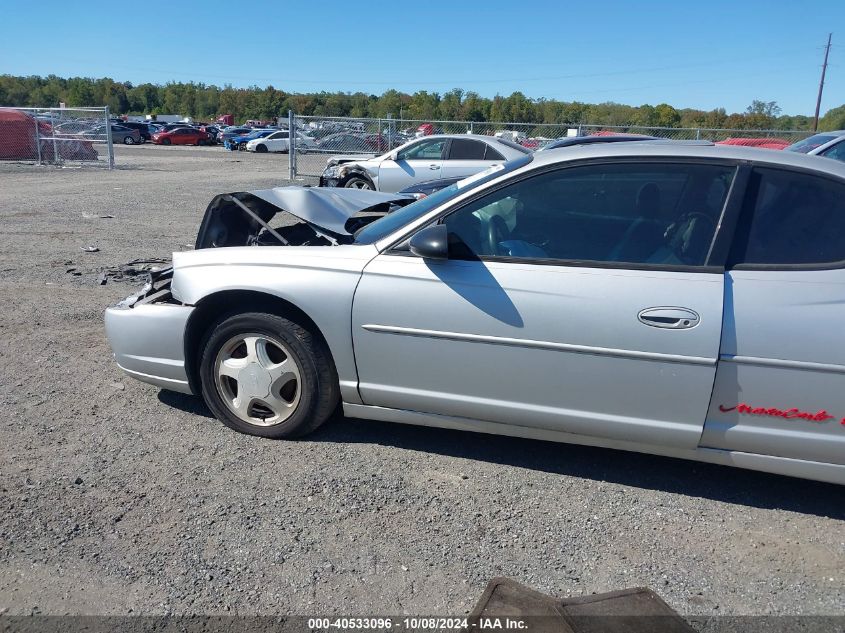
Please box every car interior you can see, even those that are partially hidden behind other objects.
[443,163,735,266]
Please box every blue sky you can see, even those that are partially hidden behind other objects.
[1,0,842,115]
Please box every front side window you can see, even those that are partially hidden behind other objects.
[442,162,735,266]
[397,139,446,161]
[733,168,845,266]
[820,140,845,163]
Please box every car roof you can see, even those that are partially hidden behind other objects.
[545,134,662,149]
[418,133,509,143]
[534,141,845,179]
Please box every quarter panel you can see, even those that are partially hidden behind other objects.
[702,269,845,464]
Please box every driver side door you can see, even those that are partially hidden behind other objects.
[377,138,446,192]
[352,160,737,448]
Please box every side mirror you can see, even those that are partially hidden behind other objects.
[409,224,449,260]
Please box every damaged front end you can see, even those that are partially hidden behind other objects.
[194,186,413,249]
[115,266,176,308]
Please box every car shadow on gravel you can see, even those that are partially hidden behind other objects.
[158,391,843,519]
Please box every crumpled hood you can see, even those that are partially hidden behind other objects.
[194,185,413,249]
[248,186,410,236]
[326,154,379,167]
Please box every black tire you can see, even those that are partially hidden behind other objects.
[161,138,171,146]
[123,136,135,145]
[255,144,268,153]
[343,175,375,190]
[197,139,207,146]
[199,312,338,439]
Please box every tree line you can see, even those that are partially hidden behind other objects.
[2,74,844,131]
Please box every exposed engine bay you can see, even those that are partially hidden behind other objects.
[194,186,415,249]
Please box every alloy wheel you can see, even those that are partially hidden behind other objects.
[213,333,302,426]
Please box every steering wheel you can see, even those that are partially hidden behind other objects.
[487,215,510,255]
[667,212,716,264]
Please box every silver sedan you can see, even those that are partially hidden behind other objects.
[318,134,531,192]
[105,143,845,485]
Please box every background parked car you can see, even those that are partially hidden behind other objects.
[314,133,374,154]
[716,137,791,150]
[200,125,220,145]
[225,129,275,151]
[319,134,530,192]
[151,127,209,146]
[245,130,317,153]
[784,130,845,162]
[157,123,198,133]
[82,124,141,145]
[115,121,153,143]
[216,126,253,144]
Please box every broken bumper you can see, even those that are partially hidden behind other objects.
[319,176,341,187]
[104,278,195,395]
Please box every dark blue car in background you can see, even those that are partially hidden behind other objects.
[225,129,276,151]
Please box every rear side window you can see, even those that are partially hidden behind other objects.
[733,168,845,266]
[484,145,505,161]
[448,138,487,160]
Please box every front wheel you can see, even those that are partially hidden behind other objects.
[199,312,338,439]
[123,136,135,145]
[343,175,374,190]
[255,144,268,153]
[161,138,171,145]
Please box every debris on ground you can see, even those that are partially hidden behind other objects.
[63,257,170,285]
[82,213,115,219]
[80,246,99,253]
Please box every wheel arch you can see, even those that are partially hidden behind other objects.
[341,168,375,188]
[183,289,335,396]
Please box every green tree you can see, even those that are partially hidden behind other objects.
[818,105,845,131]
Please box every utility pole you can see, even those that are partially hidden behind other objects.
[813,33,832,132]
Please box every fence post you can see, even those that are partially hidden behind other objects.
[288,110,295,180]
[696,128,701,140]
[104,106,115,169]
[34,110,42,165]
[52,107,60,165]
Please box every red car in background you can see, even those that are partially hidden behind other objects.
[715,137,791,150]
[151,127,209,146]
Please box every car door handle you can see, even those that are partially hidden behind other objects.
[429,164,439,170]
[638,307,700,329]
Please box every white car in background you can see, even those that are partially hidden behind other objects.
[246,130,317,154]
[318,134,532,192]
[785,130,845,163]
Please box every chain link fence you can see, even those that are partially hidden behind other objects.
[289,114,812,180]
[0,106,114,168]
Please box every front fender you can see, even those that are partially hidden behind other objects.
[171,245,380,404]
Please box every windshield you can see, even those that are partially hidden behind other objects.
[353,154,534,244]
[785,134,837,154]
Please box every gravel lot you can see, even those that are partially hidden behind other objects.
[0,145,843,618]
